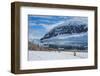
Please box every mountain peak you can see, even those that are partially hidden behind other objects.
[41,20,87,40]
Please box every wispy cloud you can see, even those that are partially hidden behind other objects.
[42,20,65,31]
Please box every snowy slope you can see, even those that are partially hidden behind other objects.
[40,18,88,50]
[28,50,88,61]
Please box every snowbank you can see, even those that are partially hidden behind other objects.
[28,50,88,61]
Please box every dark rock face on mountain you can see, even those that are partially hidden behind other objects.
[41,23,87,40]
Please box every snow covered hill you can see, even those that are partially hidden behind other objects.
[40,18,88,50]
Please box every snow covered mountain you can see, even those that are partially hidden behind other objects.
[40,19,88,50]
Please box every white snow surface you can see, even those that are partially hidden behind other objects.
[44,32,87,40]
[28,50,88,61]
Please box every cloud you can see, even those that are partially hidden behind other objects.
[39,20,65,32]
[42,17,88,32]
[67,17,88,26]
[29,29,44,40]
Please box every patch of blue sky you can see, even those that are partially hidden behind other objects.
[28,15,73,25]
[29,24,45,30]
[28,15,67,21]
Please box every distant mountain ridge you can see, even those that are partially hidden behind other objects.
[39,19,88,50]
[41,19,88,40]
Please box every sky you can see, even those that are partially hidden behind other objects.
[28,15,88,40]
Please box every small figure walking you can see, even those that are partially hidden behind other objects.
[74,51,76,56]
